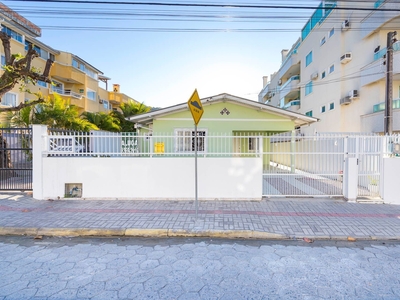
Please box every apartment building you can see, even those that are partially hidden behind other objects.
[0,2,136,118]
[259,0,400,134]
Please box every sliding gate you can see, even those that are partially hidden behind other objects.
[0,128,32,191]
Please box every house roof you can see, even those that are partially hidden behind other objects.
[128,93,319,127]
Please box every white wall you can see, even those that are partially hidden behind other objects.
[37,157,263,201]
[382,158,400,205]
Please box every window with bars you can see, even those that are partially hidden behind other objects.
[174,129,206,152]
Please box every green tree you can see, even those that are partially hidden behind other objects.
[113,100,151,132]
[81,111,121,132]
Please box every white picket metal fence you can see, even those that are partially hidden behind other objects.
[45,129,400,199]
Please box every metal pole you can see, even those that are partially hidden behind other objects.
[194,124,198,219]
[384,31,396,135]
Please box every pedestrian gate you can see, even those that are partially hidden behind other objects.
[0,128,32,191]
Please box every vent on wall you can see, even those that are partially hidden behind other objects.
[340,52,352,64]
[341,20,350,31]
[310,72,319,80]
[340,96,352,105]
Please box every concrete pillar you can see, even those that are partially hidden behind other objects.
[343,157,358,202]
[32,125,48,200]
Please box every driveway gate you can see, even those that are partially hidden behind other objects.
[0,128,32,191]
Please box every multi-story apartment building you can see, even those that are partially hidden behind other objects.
[259,0,400,134]
[0,2,136,119]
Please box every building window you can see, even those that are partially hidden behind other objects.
[305,81,313,95]
[320,37,326,46]
[51,80,63,94]
[305,110,313,117]
[329,27,335,38]
[175,129,206,152]
[1,92,17,107]
[321,71,326,79]
[72,59,79,68]
[1,25,22,43]
[306,51,313,67]
[37,80,47,88]
[330,102,335,110]
[103,100,109,109]
[50,53,55,61]
[87,89,96,101]
[321,105,326,113]
[329,64,335,73]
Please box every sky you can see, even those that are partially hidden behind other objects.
[2,0,319,108]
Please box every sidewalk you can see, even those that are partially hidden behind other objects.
[1,192,400,241]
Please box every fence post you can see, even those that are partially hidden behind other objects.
[343,157,358,202]
[32,125,48,200]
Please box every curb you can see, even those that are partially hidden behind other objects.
[0,227,399,241]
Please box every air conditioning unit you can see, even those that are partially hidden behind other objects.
[99,99,103,104]
[340,96,352,105]
[278,80,282,85]
[340,52,352,64]
[348,90,359,99]
[341,20,350,31]
[310,72,319,80]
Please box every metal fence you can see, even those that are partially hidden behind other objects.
[0,128,32,191]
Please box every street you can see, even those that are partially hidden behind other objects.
[0,236,399,299]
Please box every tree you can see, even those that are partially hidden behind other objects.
[81,111,121,132]
[10,95,98,132]
[113,100,151,132]
[0,32,53,112]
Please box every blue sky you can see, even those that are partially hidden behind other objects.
[2,0,316,108]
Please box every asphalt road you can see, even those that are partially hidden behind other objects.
[0,236,399,299]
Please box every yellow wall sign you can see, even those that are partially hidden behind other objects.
[187,89,203,125]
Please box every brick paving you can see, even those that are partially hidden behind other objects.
[1,192,400,239]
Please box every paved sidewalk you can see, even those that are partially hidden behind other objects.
[1,192,400,240]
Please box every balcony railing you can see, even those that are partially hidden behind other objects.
[52,87,83,99]
[374,41,400,61]
[373,98,400,113]
[280,75,300,91]
[374,0,385,8]
[283,100,300,110]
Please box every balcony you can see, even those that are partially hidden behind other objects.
[50,88,85,109]
[279,75,300,99]
[282,99,300,111]
[361,0,398,39]
[109,92,123,105]
[279,50,300,80]
[50,62,86,84]
[373,98,400,113]
[360,43,400,86]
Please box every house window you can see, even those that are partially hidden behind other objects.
[87,89,96,101]
[50,53,55,61]
[1,25,22,43]
[37,80,47,88]
[305,81,313,95]
[103,100,109,109]
[175,129,206,152]
[330,102,335,110]
[321,105,326,113]
[329,64,335,73]
[305,110,313,117]
[72,59,79,68]
[1,92,17,107]
[329,27,335,38]
[321,71,326,79]
[320,37,326,46]
[306,51,313,67]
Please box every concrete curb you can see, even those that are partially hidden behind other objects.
[0,227,399,241]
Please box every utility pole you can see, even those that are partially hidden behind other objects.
[384,31,397,135]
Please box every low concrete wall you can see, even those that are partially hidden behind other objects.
[37,156,262,200]
[382,158,400,205]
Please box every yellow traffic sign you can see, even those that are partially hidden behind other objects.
[187,89,203,125]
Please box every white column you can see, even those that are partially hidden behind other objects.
[32,125,48,200]
[343,157,358,202]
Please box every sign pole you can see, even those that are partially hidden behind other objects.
[194,124,198,219]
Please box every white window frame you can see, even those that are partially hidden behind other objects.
[305,51,313,67]
[330,102,335,110]
[87,89,96,101]
[320,36,326,46]
[174,128,207,153]
[1,92,17,107]
[321,105,326,113]
[329,64,335,74]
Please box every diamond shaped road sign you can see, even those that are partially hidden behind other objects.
[187,89,203,125]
